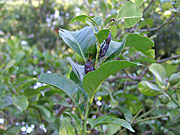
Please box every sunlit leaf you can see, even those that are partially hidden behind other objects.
[116,1,142,28]
[90,115,135,132]
[125,33,155,58]
[138,81,163,96]
[83,61,141,102]
[149,63,167,87]
[59,26,96,59]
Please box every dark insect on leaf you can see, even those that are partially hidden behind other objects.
[105,31,111,45]
[99,31,111,58]
[84,62,95,74]
[99,43,109,57]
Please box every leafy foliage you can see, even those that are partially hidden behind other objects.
[0,0,180,135]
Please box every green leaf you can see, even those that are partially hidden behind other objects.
[94,16,103,26]
[161,0,173,10]
[90,115,135,132]
[134,0,144,6]
[125,33,155,58]
[3,60,15,71]
[59,119,75,135]
[67,57,85,81]
[138,81,163,96]
[95,29,109,44]
[138,19,154,30]
[102,40,125,63]
[59,26,96,59]
[169,108,180,120]
[83,61,141,102]
[69,15,98,27]
[118,106,133,122]
[12,95,29,112]
[149,63,167,87]
[38,73,84,114]
[116,1,142,28]
[32,104,51,118]
[65,112,83,135]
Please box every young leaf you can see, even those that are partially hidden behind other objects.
[59,26,96,59]
[116,1,142,28]
[138,81,163,96]
[95,29,109,44]
[125,34,155,58]
[38,73,84,114]
[59,119,75,135]
[12,95,29,112]
[149,63,167,87]
[65,112,83,135]
[83,61,141,102]
[90,115,135,132]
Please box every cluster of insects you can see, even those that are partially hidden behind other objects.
[84,31,112,74]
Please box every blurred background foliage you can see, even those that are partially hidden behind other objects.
[0,0,180,134]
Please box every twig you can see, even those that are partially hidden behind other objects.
[142,130,153,135]
[156,55,180,63]
[135,106,159,121]
[143,0,154,17]
[132,115,169,124]
[138,13,175,32]
[118,78,127,103]
[130,109,143,124]
[55,98,72,117]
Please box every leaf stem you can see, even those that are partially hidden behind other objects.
[83,102,90,135]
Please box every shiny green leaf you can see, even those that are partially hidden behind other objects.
[83,61,141,102]
[125,34,155,58]
[116,1,142,28]
[149,63,167,87]
[138,81,163,96]
[91,115,135,132]
[59,26,96,59]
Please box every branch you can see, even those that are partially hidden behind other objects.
[132,115,169,124]
[156,55,180,63]
[138,13,175,32]
[143,0,154,17]
[55,98,72,117]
